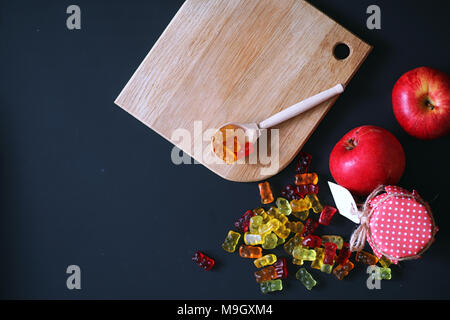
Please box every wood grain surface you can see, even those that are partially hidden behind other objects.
[115,0,372,182]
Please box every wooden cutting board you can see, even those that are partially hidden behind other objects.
[115,0,372,182]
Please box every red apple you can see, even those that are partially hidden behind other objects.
[392,66,450,139]
[329,125,405,196]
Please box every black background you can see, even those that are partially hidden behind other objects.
[1,0,449,299]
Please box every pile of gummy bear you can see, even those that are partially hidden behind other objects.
[192,152,393,294]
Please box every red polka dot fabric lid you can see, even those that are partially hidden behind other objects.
[367,186,438,264]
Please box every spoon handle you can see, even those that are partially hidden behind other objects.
[258,84,345,129]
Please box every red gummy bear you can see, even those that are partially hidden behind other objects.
[295,152,312,174]
[302,235,322,248]
[234,210,255,233]
[273,257,287,279]
[192,251,215,271]
[281,184,300,201]
[323,242,337,265]
[319,205,337,226]
[301,218,319,237]
[335,242,352,266]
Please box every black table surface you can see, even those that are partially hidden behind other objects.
[1,0,449,299]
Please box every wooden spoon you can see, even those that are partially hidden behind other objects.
[212,83,345,163]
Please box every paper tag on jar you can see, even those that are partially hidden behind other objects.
[327,181,360,224]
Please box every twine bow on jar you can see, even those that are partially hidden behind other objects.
[349,185,385,252]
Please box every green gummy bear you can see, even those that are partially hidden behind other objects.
[376,267,392,280]
[260,279,283,294]
[293,246,316,261]
[295,268,317,290]
[262,232,278,250]
[320,263,333,274]
[276,197,292,216]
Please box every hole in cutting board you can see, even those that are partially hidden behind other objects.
[333,43,351,60]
